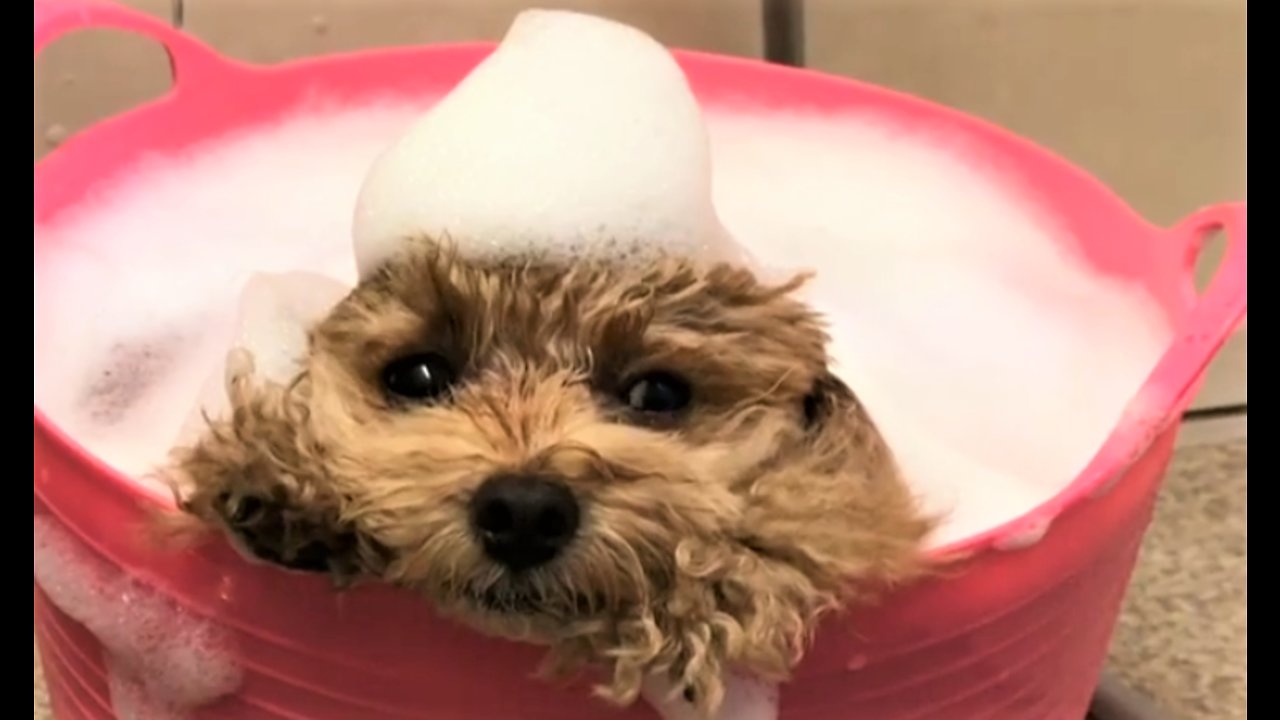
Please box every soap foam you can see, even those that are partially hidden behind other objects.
[353,10,745,279]
[33,101,1171,548]
[707,111,1172,545]
[642,673,778,720]
[175,271,351,452]
[34,101,429,489]
[33,514,241,716]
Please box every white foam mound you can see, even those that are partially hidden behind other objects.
[352,10,746,278]
[33,514,241,717]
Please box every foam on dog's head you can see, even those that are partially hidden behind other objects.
[352,9,747,277]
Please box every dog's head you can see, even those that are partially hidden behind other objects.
[172,241,932,712]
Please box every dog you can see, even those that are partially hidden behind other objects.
[166,239,935,717]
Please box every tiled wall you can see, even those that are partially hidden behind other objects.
[34,0,1247,411]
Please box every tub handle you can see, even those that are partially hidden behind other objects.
[1000,202,1247,555]
[1156,201,1248,413]
[1096,202,1247,470]
[34,0,235,89]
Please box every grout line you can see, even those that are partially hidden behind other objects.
[1183,403,1248,421]
[761,0,806,67]
[1175,411,1247,448]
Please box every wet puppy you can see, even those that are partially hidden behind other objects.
[168,240,934,717]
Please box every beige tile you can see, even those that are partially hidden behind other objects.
[35,0,761,159]
[178,0,760,65]
[806,0,1246,410]
[1176,412,1246,448]
[34,0,175,160]
[805,1,1245,225]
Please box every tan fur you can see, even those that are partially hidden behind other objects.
[167,240,936,717]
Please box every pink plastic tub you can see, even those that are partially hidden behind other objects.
[33,0,1247,718]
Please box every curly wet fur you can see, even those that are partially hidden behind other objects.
[167,240,935,716]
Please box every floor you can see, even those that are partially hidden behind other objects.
[1103,433,1247,720]
[33,433,1247,720]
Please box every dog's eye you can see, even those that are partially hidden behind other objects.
[622,372,691,413]
[381,353,456,401]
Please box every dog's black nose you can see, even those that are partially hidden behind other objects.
[469,474,580,571]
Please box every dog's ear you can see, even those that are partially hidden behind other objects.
[703,368,934,688]
[163,366,369,583]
